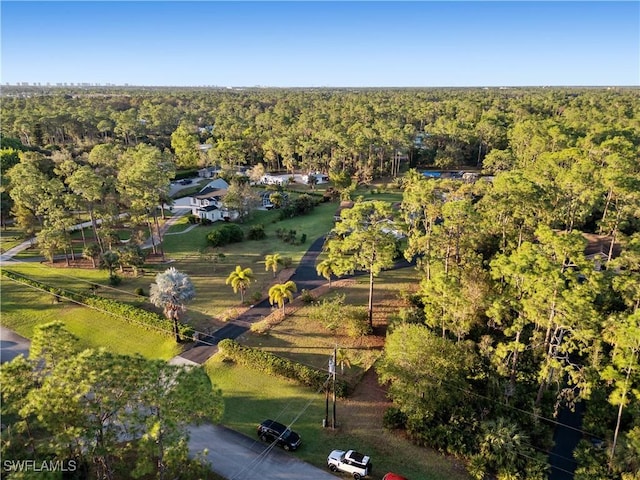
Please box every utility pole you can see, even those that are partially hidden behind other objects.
[326,352,334,428]
[332,346,337,429]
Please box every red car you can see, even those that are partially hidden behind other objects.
[383,474,408,480]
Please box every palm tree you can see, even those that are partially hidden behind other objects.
[149,267,196,342]
[316,258,339,287]
[225,265,254,303]
[335,348,352,374]
[268,281,297,318]
[479,417,527,471]
[100,250,120,278]
[265,253,282,278]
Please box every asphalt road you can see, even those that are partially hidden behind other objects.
[0,326,30,363]
[189,424,337,480]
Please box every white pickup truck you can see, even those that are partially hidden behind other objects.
[327,449,372,479]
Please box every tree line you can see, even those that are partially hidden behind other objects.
[1,86,639,478]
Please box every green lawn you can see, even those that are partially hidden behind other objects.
[0,277,179,359]
[0,226,28,253]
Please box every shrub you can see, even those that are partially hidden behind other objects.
[223,224,244,243]
[280,256,293,268]
[251,291,262,303]
[173,169,199,180]
[217,339,349,397]
[383,406,407,430]
[109,274,122,286]
[134,287,145,296]
[187,214,198,224]
[299,289,315,304]
[206,224,244,247]
[207,229,228,247]
[345,306,371,337]
[300,233,307,244]
[247,224,266,240]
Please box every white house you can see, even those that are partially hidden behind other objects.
[190,179,237,222]
[260,174,291,186]
[301,172,329,185]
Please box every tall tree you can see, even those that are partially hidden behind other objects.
[325,200,398,328]
[601,311,640,469]
[117,144,175,258]
[149,267,196,342]
[170,121,200,169]
[376,323,474,423]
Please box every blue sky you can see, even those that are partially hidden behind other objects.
[2,1,638,87]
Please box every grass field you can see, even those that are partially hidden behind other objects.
[0,226,28,253]
[239,268,418,382]
[0,277,180,359]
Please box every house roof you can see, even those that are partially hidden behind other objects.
[201,178,230,191]
[582,233,622,259]
[195,187,228,200]
[195,205,220,212]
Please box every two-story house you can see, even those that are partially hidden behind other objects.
[190,179,237,222]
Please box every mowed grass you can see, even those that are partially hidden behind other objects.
[0,226,28,253]
[205,357,469,480]
[0,277,180,360]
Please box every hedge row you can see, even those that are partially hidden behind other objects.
[1,270,193,339]
[217,338,348,397]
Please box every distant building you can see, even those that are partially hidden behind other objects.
[198,166,220,178]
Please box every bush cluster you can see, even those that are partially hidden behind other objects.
[1,270,193,340]
[277,194,318,220]
[275,229,306,245]
[218,338,348,397]
[247,224,266,240]
[206,224,244,247]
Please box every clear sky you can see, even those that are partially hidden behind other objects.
[1,1,638,87]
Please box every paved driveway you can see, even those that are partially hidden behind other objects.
[189,424,337,480]
[0,326,30,363]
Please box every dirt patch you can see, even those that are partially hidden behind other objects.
[339,366,391,435]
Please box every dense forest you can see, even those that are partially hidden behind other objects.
[1,86,639,479]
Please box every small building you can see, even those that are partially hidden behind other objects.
[198,166,220,178]
[259,190,289,209]
[583,233,622,270]
[260,174,291,186]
